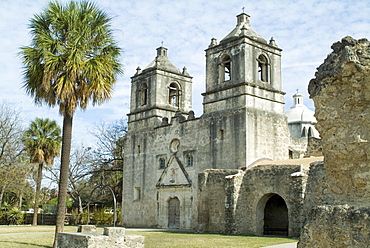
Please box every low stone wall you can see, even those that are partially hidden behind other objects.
[197,169,239,234]
[57,225,144,248]
[198,164,306,237]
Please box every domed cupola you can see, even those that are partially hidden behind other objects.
[220,13,267,44]
[145,46,181,74]
[128,46,193,130]
[285,92,320,138]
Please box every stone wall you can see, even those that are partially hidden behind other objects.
[57,226,144,248]
[197,169,240,234]
[198,164,307,237]
[299,36,370,247]
[289,136,310,158]
[123,102,289,229]
[305,137,322,157]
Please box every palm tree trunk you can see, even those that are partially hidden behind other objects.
[32,162,43,225]
[53,114,73,248]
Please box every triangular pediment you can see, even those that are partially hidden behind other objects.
[156,155,192,187]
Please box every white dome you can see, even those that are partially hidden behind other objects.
[285,105,317,123]
[285,93,317,123]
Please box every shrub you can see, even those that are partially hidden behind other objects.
[0,203,24,225]
[91,208,114,225]
[7,207,24,225]
[70,208,90,225]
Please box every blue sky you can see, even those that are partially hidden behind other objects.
[0,0,369,146]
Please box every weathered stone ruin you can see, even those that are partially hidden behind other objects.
[57,225,144,248]
[197,164,308,237]
[298,36,370,247]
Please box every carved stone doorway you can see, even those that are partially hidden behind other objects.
[263,194,288,236]
[168,197,180,228]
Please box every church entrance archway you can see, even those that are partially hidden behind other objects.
[168,197,180,228]
[263,194,288,236]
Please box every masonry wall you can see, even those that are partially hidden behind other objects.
[299,36,370,247]
[198,164,306,237]
[123,116,205,229]
[123,100,289,229]
[197,169,240,233]
[123,109,249,229]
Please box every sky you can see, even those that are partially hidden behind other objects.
[0,0,369,146]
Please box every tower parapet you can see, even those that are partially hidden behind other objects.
[128,47,192,130]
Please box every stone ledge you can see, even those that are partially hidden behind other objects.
[57,226,144,248]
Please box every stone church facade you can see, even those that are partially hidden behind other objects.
[122,13,319,234]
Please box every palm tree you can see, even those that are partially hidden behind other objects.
[23,118,61,226]
[19,1,122,245]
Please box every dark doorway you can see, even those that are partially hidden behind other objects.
[168,197,180,228]
[263,194,288,236]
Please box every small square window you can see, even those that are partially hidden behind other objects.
[219,129,224,140]
[159,158,166,169]
[186,154,193,167]
[134,187,141,201]
[183,151,195,167]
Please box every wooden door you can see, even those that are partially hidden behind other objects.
[168,197,180,228]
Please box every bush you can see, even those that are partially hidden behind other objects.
[70,208,90,225]
[7,207,24,225]
[0,203,24,225]
[91,208,114,225]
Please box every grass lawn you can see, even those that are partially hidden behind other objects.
[0,225,297,248]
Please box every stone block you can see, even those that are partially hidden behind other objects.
[77,225,97,234]
[57,228,144,248]
[103,227,126,237]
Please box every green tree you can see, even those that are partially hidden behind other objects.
[23,118,61,226]
[19,1,122,245]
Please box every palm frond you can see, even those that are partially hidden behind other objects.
[20,0,123,116]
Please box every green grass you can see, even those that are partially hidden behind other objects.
[126,231,297,248]
[0,226,81,248]
[0,225,297,248]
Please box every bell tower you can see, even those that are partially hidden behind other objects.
[203,13,285,113]
[202,12,289,164]
[128,46,193,130]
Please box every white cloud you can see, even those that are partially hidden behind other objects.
[0,0,369,145]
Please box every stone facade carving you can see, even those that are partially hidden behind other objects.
[299,36,370,247]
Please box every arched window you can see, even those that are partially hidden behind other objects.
[257,54,269,82]
[139,82,148,106]
[219,55,231,82]
[308,127,313,138]
[301,127,307,137]
[169,83,180,107]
